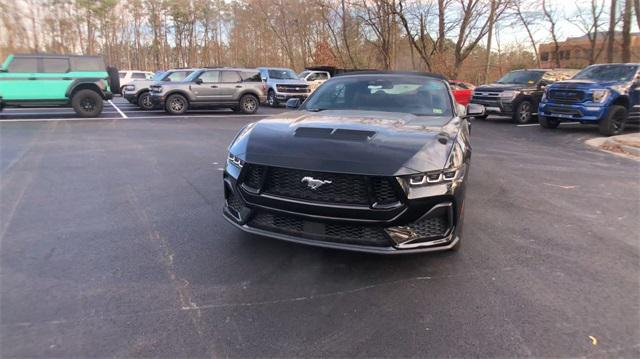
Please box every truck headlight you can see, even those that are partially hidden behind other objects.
[591,89,609,103]
[541,88,549,102]
[125,84,135,91]
[499,91,517,101]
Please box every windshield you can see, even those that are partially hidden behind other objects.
[268,69,298,80]
[153,71,168,81]
[496,71,544,85]
[573,64,638,82]
[299,71,310,79]
[183,71,203,82]
[302,75,453,117]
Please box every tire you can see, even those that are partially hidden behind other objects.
[239,94,259,114]
[71,89,103,117]
[267,90,278,107]
[598,105,627,136]
[137,92,154,110]
[539,115,560,129]
[165,93,189,115]
[107,66,120,95]
[512,100,533,124]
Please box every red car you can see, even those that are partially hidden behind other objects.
[449,81,475,106]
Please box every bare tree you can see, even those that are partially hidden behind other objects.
[483,0,497,83]
[607,0,617,63]
[621,0,632,62]
[573,0,607,64]
[542,0,561,67]
[510,0,542,67]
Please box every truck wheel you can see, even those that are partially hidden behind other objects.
[598,105,627,136]
[71,89,103,117]
[267,90,278,107]
[513,100,533,124]
[539,116,560,129]
[137,92,154,110]
[239,94,259,114]
[165,94,188,115]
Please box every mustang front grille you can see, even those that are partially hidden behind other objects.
[241,164,400,207]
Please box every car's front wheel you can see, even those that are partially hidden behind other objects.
[71,89,103,118]
[239,94,259,114]
[598,105,627,136]
[137,92,154,110]
[165,94,189,115]
[513,100,533,124]
[267,90,278,107]
[539,115,560,129]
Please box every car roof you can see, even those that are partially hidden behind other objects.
[335,71,448,81]
[14,53,103,59]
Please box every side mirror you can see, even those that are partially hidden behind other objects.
[286,98,301,109]
[194,78,203,85]
[538,80,550,89]
[465,103,485,118]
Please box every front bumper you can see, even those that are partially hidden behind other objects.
[222,163,465,254]
[539,102,605,122]
[150,93,165,107]
[123,91,137,102]
[275,92,308,102]
[103,91,113,100]
[470,99,514,115]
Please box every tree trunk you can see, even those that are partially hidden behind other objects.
[607,0,617,63]
[621,0,632,62]
[484,0,496,83]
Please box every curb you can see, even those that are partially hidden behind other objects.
[585,133,640,160]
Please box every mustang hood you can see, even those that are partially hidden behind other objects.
[230,110,460,176]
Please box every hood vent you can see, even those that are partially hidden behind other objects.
[295,127,376,141]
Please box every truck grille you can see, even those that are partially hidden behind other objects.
[241,164,400,206]
[276,84,309,93]
[548,89,584,102]
[471,91,501,106]
[249,210,390,247]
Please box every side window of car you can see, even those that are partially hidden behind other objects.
[132,72,146,79]
[42,58,70,73]
[241,71,261,82]
[307,73,318,81]
[69,57,105,72]
[316,72,329,80]
[259,69,268,80]
[8,57,38,72]
[198,71,219,83]
[220,71,241,83]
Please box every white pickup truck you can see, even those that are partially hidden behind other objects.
[298,70,331,92]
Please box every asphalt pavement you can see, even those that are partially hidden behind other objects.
[1,98,639,357]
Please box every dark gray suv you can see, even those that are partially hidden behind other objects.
[150,68,266,115]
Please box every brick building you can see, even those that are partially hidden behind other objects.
[539,32,640,68]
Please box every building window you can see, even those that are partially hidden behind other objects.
[541,52,549,61]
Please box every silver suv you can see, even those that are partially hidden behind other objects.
[258,67,310,107]
[149,68,266,115]
[123,68,197,110]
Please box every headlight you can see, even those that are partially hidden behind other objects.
[151,86,163,93]
[408,140,465,186]
[125,84,135,91]
[499,91,517,101]
[541,88,548,102]
[591,89,609,103]
[227,153,244,168]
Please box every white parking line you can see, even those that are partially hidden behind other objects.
[516,124,540,127]
[108,100,128,118]
[0,114,271,123]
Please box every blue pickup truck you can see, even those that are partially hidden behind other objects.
[538,63,640,136]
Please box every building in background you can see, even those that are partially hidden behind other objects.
[539,32,640,68]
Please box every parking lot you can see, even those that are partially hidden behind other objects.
[1,98,639,357]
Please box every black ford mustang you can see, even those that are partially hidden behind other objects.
[223,72,482,254]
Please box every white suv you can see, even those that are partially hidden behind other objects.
[299,70,331,92]
[118,70,155,90]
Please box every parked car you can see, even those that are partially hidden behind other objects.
[0,53,118,117]
[470,68,578,123]
[539,63,640,136]
[449,80,475,106]
[298,70,331,92]
[258,67,310,107]
[118,70,154,91]
[123,68,197,110]
[223,71,482,254]
[150,68,266,115]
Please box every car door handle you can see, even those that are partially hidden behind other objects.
[28,77,36,80]
[62,77,71,80]
[235,85,242,88]
[210,85,218,88]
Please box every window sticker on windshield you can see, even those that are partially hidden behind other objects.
[433,108,443,114]
[528,80,534,84]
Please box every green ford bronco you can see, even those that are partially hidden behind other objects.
[0,54,120,117]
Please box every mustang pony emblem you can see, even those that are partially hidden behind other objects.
[301,176,332,190]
